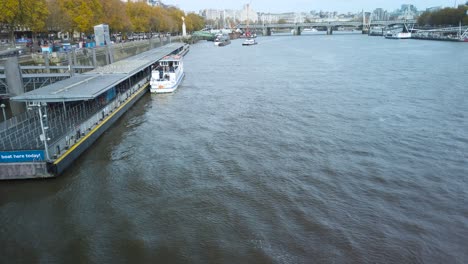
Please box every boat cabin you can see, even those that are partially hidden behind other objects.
[153,55,183,81]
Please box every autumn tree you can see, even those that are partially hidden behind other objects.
[148,6,164,33]
[127,1,153,32]
[23,0,49,40]
[185,13,205,32]
[61,0,103,38]
[1,0,202,43]
[0,0,48,44]
[46,0,73,36]
[418,6,468,26]
[99,0,131,34]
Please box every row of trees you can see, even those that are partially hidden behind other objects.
[418,5,468,26]
[0,0,205,43]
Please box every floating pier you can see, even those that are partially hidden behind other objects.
[0,43,188,180]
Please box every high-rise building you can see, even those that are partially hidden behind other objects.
[201,9,222,20]
[201,5,258,23]
[372,8,388,21]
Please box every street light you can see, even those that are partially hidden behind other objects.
[0,103,6,121]
[30,102,50,161]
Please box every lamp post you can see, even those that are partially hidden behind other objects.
[0,103,6,121]
[33,102,50,161]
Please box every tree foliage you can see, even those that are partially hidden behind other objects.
[23,0,49,33]
[126,1,152,32]
[1,0,206,42]
[186,13,205,32]
[99,0,131,33]
[0,0,48,42]
[418,6,468,26]
[46,0,73,33]
[61,0,103,35]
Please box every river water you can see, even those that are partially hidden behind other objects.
[1,33,467,263]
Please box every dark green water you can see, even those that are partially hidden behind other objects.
[1,33,467,263]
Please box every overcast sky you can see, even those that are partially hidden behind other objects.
[162,0,460,13]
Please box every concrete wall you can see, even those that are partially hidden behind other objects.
[4,57,25,116]
[0,162,52,180]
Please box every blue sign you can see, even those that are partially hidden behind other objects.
[0,150,45,163]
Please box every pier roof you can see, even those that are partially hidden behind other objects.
[12,43,185,103]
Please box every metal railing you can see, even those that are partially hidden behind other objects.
[0,77,148,154]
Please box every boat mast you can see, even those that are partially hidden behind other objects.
[459,20,462,39]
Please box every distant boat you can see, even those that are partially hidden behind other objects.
[210,28,232,35]
[369,26,384,36]
[150,55,184,93]
[241,3,258,44]
[239,32,257,38]
[303,28,318,32]
[385,31,411,39]
[214,35,231,46]
[242,38,257,46]
[385,24,413,39]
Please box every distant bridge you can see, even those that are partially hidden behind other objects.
[238,20,417,35]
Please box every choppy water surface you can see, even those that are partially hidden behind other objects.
[1,34,467,263]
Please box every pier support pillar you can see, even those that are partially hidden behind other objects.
[67,52,74,76]
[327,26,333,35]
[92,48,97,68]
[4,56,25,116]
[44,52,50,73]
[292,26,301,36]
[72,48,77,66]
[263,27,271,36]
[105,46,110,65]
[107,44,114,64]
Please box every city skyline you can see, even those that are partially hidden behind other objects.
[163,0,462,13]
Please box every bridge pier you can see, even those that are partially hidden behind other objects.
[292,26,301,36]
[263,27,271,36]
[327,26,333,35]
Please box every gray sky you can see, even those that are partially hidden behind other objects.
[163,0,460,13]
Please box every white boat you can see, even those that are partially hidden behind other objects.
[242,38,257,46]
[150,55,184,93]
[214,35,231,46]
[303,28,318,32]
[385,31,411,39]
[241,4,257,45]
[385,24,413,39]
[369,26,384,36]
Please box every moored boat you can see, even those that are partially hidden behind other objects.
[385,31,411,39]
[150,55,185,93]
[385,24,414,39]
[214,35,231,46]
[369,26,384,36]
[242,38,257,46]
[303,28,318,32]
